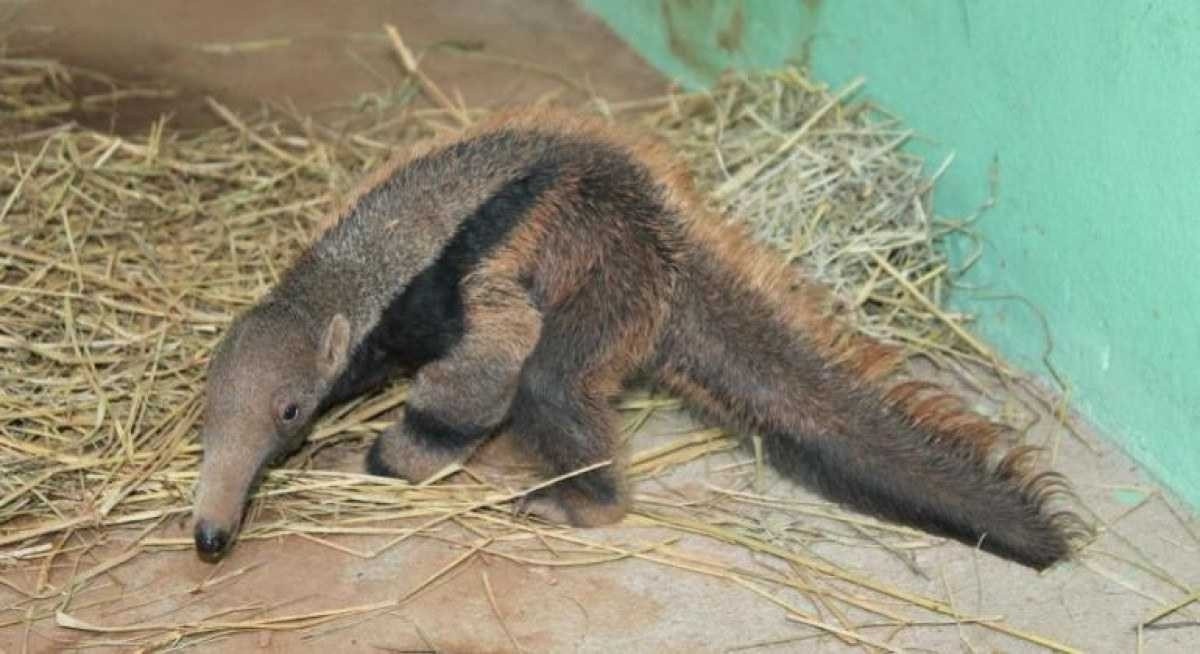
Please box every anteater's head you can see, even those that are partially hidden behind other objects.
[192,302,350,562]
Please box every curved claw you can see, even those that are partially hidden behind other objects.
[512,490,573,525]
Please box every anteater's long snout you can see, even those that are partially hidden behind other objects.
[191,439,264,563]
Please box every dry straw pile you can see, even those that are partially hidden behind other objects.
[1,46,1076,651]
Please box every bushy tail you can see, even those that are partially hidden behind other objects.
[650,248,1082,569]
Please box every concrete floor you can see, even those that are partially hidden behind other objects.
[2,2,1198,652]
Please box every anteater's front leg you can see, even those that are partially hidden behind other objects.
[367,279,542,482]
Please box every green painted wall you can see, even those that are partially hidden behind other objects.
[584,0,1200,507]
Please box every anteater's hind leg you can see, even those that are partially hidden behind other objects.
[505,278,661,526]
[507,367,630,527]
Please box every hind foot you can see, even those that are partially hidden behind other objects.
[513,485,629,527]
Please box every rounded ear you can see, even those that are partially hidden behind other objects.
[318,314,351,379]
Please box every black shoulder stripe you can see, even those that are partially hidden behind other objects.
[323,156,560,408]
[442,158,560,277]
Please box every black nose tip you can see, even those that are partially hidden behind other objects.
[193,520,230,562]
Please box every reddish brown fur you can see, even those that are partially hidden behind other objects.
[198,106,1084,568]
[495,110,1080,566]
[383,108,1081,560]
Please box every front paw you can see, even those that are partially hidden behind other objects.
[366,436,408,479]
[366,432,459,482]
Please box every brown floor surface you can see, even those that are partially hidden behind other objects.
[2,2,1199,653]
[2,0,666,132]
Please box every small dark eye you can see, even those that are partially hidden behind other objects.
[281,403,299,422]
